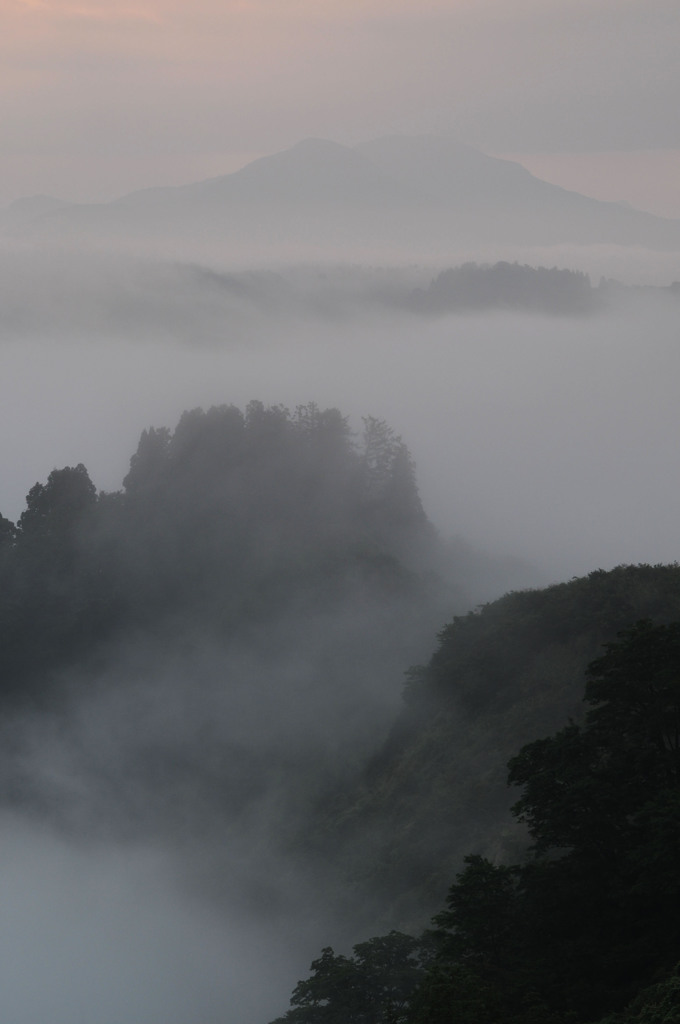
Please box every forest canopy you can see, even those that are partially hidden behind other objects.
[0,402,433,707]
[271,619,680,1024]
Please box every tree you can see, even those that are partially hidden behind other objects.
[361,416,401,503]
[123,426,170,495]
[352,932,424,1024]
[509,620,680,860]
[0,465,101,697]
[506,620,680,1014]
[408,961,505,1024]
[596,963,680,1024]
[359,418,425,540]
[18,463,97,540]
[586,620,680,785]
[432,856,519,971]
[0,514,15,549]
[379,443,426,530]
[15,463,98,589]
[271,947,365,1024]
[416,856,552,1024]
[271,933,425,1024]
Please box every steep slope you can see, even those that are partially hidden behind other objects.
[0,402,458,857]
[310,563,680,932]
[270,614,680,1024]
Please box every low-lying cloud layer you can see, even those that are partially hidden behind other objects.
[1,254,677,584]
[0,813,322,1024]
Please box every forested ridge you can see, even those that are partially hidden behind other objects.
[0,401,432,708]
[407,261,597,315]
[0,401,458,861]
[306,564,680,933]
[272,618,680,1024]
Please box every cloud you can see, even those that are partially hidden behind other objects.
[17,0,160,24]
[0,813,313,1024]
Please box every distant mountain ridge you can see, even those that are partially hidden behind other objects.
[4,136,680,257]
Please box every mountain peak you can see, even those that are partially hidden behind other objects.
[6,134,680,256]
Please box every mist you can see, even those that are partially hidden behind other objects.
[1,152,680,1024]
[1,256,678,584]
[0,813,322,1024]
[2,1,679,1016]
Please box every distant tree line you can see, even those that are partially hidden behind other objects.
[409,261,597,315]
[270,619,680,1024]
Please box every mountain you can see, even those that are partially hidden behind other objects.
[119,138,416,211]
[356,134,680,248]
[6,136,680,259]
[357,135,546,205]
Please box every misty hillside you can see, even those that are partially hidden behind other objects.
[271,608,680,1024]
[2,251,655,370]
[408,261,598,315]
[6,135,680,259]
[2,406,679,875]
[3,250,677,350]
[308,563,680,931]
[0,401,468,854]
[2,399,680,1024]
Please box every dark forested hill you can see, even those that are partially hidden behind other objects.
[271,613,680,1024]
[0,401,462,866]
[309,564,680,932]
[0,402,431,703]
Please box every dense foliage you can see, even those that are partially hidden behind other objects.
[0,401,431,708]
[0,401,455,857]
[273,620,680,1024]
[410,261,597,315]
[313,564,680,928]
[270,932,425,1024]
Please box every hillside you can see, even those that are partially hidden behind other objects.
[309,563,680,931]
[0,402,469,863]
[271,610,680,1024]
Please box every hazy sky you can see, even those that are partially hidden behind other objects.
[2,0,679,213]
[2,296,679,586]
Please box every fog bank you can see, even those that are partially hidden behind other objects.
[1,289,678,585]
[0,814,320,1024]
